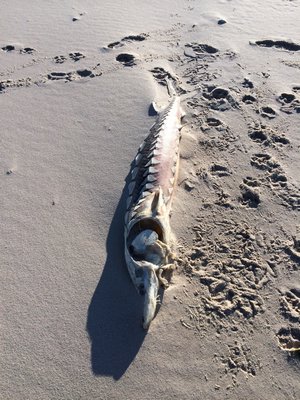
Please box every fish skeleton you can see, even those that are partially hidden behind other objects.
[124,82,184,329]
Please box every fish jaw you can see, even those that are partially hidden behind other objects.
[123,251,160,329]
[142,264,159,330]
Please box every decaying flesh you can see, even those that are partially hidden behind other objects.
[124,90,184,329]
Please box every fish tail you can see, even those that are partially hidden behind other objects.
[166,77,177,98]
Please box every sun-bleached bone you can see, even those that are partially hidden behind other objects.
[124,81,184,330]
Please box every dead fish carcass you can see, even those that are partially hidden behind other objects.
[124,85,184,329]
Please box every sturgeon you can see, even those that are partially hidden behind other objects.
[124,83,184,329]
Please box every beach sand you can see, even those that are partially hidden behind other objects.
[1,0,300,399]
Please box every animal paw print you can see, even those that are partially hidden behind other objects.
[1,45,15,52]
[151,67,175,85]
[69,52,85,62]
[276,326,300,352]
[184,42,219,58]
[250,153,280,171]
[239,183,260,208]
[242,176,261,187]
[20,47,35,54]
[116,53,137,66]
[53,52,85,64]
[107,33,148,49]
[47,69,95,82]
[248,125,290,146]
[202,86,239,111]
[259,106,276,119]
[53,55,68,64]
[211,164,231,177]
[242,94,256,104]
[249,129,269,144]
[277,92,300,114]
[2,45,36,54]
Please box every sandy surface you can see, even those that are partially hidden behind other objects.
[1,0,300,399]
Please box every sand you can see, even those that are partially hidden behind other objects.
[1,0,300,399]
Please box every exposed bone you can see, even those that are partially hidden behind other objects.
[144,183,155,191]
[146,175,157,183]
[148,166,158,174]
[128,181,135,195]
[135,153,142,164]
[124,89,183,329]
[126,196,132,209]
[131,230,159,255]
[139,141,146,152]
[131,167,139,179]
[138,191,151,200]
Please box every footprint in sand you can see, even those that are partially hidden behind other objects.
[107,33,148,49]
[206,117,223,127]
[211,87,230,100]
[281,103,300,115]
[250,153,280,171]
[276,327,300,352]
[253,39,300,52]
[20,47,35,54]
[250,153,299,210]
[259,106,277,119]
[53,55,68,64]
[150,67,186,94]
[69,52,85,62]
[268,171,288,187]
[271,133,290,145]
[277,93,296,104]
[239,183,261,208]
[53,52,85,64]
[47,69,94,82]
[150,67,174,84]
[1,45,15,52]
[242,78,254,89]
[285,236,300,263]
[276,92,300,114]
[243,176,261,187]
[280,287,300,322]
[47,72,73,81]
[219,342,258,377]
[249,129,269,144]
[0,77,32,92]
[76,69,93,77]
[116,53,137,67]
[210,164,231,177]
[242,94,257,104]
[248,126,289,146]
[203,86,238,111]
[2,45,36,54]
[279,97,300,114]
[184,42,219,58]
[292,86,300,93]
